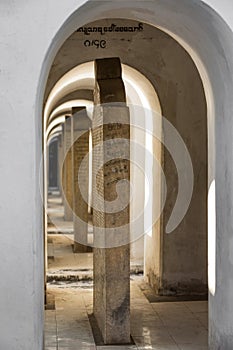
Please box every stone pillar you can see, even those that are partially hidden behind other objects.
[48,138,58,190]
[61,124,66,204]
[57,134,63,196]
[93,58,130,345]
[72,107,90,252]
[63,115,73,221]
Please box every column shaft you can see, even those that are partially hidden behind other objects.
[63,116,73,221]
[93,58,130,345]
[72,107,90,252]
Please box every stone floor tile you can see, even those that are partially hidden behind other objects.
[58,339,95,348]
[137,346,179,350]
[134,336,179,349]
[131,322,165,336]
[168,326,208,345]
[97,346,137,350]
[58,346,96,350]
[159,316,203,328]
[184,301,208,313]
[178,345,208,350]
[133,331,176,346]
[195,312,208,328]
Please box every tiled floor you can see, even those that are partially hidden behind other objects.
[45,194,208,350]
[45,280,208,350]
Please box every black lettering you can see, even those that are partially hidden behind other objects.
[138,23,144,31]
[93,40,100,48]
[84,40,91,47]
[100,40,106,49]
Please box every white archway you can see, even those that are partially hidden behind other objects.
[36,1,233,348]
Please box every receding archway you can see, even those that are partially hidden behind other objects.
[36,1,233,348]
[43,17,208,350]
[45,15,208,296]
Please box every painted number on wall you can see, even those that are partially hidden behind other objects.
[84,39,107,49]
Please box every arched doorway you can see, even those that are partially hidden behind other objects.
[36,1,231,344]
[44,16,208,349]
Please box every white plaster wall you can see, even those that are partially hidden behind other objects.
[0,2,87,349]
[1,1,233,349]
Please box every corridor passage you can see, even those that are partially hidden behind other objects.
[45,276,208,350]
[45,194,208,350]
